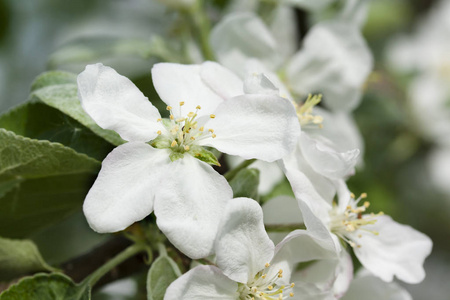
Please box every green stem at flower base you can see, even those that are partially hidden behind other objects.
[265,223,306,232]
[224,159,256,181]
[81,242,148,287]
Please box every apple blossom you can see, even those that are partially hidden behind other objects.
[164,198,337,300]
[77,61,300,258]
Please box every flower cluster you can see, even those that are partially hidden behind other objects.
[77,1,432,299]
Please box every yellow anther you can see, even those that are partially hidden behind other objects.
[171,140,177,147]
[199,126,204,132]
[357,244,362,248]
[278,274,283,278]
[208,129,214,133]
[261,274,266,279]
[346,205,352,210]
[265,263,270,268]
[196,105,201,109]
[170,115,174,120]
[184,145,190,151]
[157,118,162,122]
[187,112,195,118]
[268,286,273,290]
[210,114,216,119]
[166,106,172,111]
[176,118,185,123]
[190,137,195,140]
[212,134,217,138]
[179,101,185,106]
[290,292,294,297]
[350,193,355,198]
[290,283,295,288]
[157,130,162,135]
[278,269,283,274]
[361,193,368,198]
[364,201,370,208]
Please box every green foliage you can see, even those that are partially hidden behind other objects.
[0,273,90,300]
[30,71,124,147]
[0,237,56,281]
[0,129,100,238]
[229,168,260,200]
[189,145,221,166]
[146,255,181,300]
[0,129,99,179]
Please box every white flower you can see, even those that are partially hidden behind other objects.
[210,12,373,112]
[77,61,300,258]
[164,198,336,300]
[279,157,433,284]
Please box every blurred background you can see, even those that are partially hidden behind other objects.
[0,0,449,299]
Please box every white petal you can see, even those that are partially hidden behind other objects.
[300,133,360,179]
[199,61,244,99]
[199,94,300,162]
[273,230,338,266]
[342,270,413,300]
[290,250,353,299]
[164,265,238,300]
[262,195,303,225]
[215,197,274,283]
[279,158,340,253]
[286,21,373,111]
[151,63,225,116]
[308,108,365,165]
[154,155,232,259]
[83,143,170,233]
[77,63,163,142]
[350,215,432,284]
[284,141,337,201]
[210,12,282,77]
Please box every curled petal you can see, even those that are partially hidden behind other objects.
[215,198,274,283]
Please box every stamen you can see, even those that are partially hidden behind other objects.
[179,101,185,106]
[171,140,177,147]
[210,114,216,119]
[157,130,162,135]
[166,106,172,111]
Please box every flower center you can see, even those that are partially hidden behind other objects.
[238,263,295,300]
[151,102,218,160]
[293,94,323,129]
[329,193,384,248]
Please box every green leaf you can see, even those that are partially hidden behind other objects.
[0,273,90,300]
[0,237,57,281]
[229,168,260,200]
[260,178,295,204]
[147,255,181,300]
[0,173,96,238]
[0,129,99,179]
[188,146,220,166]
[0,101,116,161]
[30,71,77,92]
[29,72,124,146]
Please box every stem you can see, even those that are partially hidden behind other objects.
[224,159,256,181]
[188,0,215,61]
[82,243,147,287]
[265,223,305,232]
